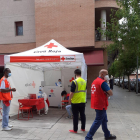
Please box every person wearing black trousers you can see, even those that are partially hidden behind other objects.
[109,76,114,90]
[68,69,87,133]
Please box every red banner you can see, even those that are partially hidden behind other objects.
[10,56,60,62]
[10,55,76,63]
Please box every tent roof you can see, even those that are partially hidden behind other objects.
[4,39,86,71]
[9,39,82,56]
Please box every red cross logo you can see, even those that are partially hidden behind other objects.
[61,57,65,61]
[91,84,96,94]
[69,77,74,82]
[50,89,54,93]
[45,43,58,48]
[32,81,36,88]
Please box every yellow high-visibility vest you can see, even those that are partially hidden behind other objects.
[71,77,86,104]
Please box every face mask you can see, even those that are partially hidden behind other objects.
[39,91,43,94]
[104,75,109,81]
[8,73,12,77]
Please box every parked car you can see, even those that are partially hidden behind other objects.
[116,79,122,86]
[134,81,140,93]
[131,79,136,81]
[124,81,128,89]
[119,81,122,87]
[116,80,119,86]
[114,79,119,85]
[130,81,136,90]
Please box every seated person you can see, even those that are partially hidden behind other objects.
[37,86,49,115]
[61,91,72,119]
[55,79,62,87]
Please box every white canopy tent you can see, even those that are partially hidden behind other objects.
[4,39,87,115]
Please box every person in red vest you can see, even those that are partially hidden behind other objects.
[0,68,16,131]
[85,69,116,140]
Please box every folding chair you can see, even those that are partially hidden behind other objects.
[17,101,33,120]
[61,94,70,109]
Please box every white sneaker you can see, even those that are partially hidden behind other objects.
[44,112,48,115]
[8,125,13,128]
[2,126,12,131]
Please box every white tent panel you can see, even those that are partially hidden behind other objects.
[61,68,76,93]
[44,70,61,86]
[81,57,87,81]
[6,64,44,115]
[44,68,77,93]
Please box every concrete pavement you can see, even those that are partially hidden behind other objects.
[0,86,140,140]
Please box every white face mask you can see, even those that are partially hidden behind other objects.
[104,75,109,81]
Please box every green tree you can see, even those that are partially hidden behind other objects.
[119,50,137,90]
[100,0,140,91]
[103,0,140,55]
[108,62,116,78]
[109,59,123,87]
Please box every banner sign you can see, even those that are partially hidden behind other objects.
[10,55,76,63]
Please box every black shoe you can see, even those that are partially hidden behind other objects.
[105,134,116,140]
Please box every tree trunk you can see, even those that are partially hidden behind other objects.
[123,75,125,89]
[119,76,120,87]
[128,75,130,91]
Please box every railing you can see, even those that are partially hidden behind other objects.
[95,29,112,41]
[95,30,101,41]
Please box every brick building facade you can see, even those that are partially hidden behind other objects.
[0,0,119,97]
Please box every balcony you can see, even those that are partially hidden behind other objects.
[95,29,113,49]
[95,7,117,42]
[95,29,111,41]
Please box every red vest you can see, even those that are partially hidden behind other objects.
[0,76,13,101]
[91,77,108,110]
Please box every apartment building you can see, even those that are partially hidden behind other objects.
[0,0,119,96]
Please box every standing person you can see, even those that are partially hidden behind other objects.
[109,76,114,90]
[69,69,86,133]
[85,69,116,140]
[0,68,16,131]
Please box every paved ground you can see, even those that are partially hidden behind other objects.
[0,86,140,140]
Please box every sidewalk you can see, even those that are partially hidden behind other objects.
[0,86,140,140]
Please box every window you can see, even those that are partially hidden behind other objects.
[15,21,23,36]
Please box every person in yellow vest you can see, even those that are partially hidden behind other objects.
[0,68,16,131]
[69,69,86,133]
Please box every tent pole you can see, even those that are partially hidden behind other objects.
[61,68,62,86]
[43,70,45,82]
